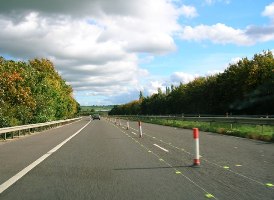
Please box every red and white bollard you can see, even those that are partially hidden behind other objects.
[193,128,200,166]
[138,121,143,138]
[115,118,117,125]
[126,121,129,130]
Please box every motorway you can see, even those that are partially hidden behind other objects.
[0,117,273,200]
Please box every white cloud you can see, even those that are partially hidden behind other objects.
[206,70,223,76]
[0,0,143,18]
[229,57,242,64]
[180,23,252,45]
[262,2,274,20]
[205,0,230,5]
[0,0,188,105]
[170,72,198,85]
[179,5,198,18]
[179,3,274,46]
[147,81,166,94]
[245,25,274,42]
[180,20,274,46]
[139,55,155,64]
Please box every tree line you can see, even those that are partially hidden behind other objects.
[109,51,274,116]
[0,57,80,127]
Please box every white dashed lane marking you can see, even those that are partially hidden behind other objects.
[153,144,169,152]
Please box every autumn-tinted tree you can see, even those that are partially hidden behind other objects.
[0,57,79,127]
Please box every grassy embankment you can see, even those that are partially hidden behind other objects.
[124,117,274,142]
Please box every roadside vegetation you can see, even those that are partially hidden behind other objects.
[109,51,274,116]
[125,117,274,142]
[0,57,80,128]
[109,51,274,142]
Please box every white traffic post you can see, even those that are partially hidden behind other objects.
[119,118,121,126]
[138,121,143,138]
[126,120,129,130]
[193,128,200,166]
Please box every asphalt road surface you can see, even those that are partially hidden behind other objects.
[0,117,273,200]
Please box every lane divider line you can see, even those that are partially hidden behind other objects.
[0,120,91,194]
[153,144,169,152]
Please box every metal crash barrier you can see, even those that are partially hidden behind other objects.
[0,117,82,140]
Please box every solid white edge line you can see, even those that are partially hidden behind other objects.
[0,120,91,194]
[153,144,169,152]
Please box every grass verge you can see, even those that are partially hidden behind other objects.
[124,117,274,142]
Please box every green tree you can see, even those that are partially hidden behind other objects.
[109,51,274,116]
[0,57,79,127]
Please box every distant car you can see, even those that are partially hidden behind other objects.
[92,114,100,120]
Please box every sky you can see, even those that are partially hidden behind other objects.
[0,0,274,105]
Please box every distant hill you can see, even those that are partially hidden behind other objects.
[80,105,114,116]
[80,105,114,112]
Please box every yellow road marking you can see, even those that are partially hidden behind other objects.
[205,193,214,198]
